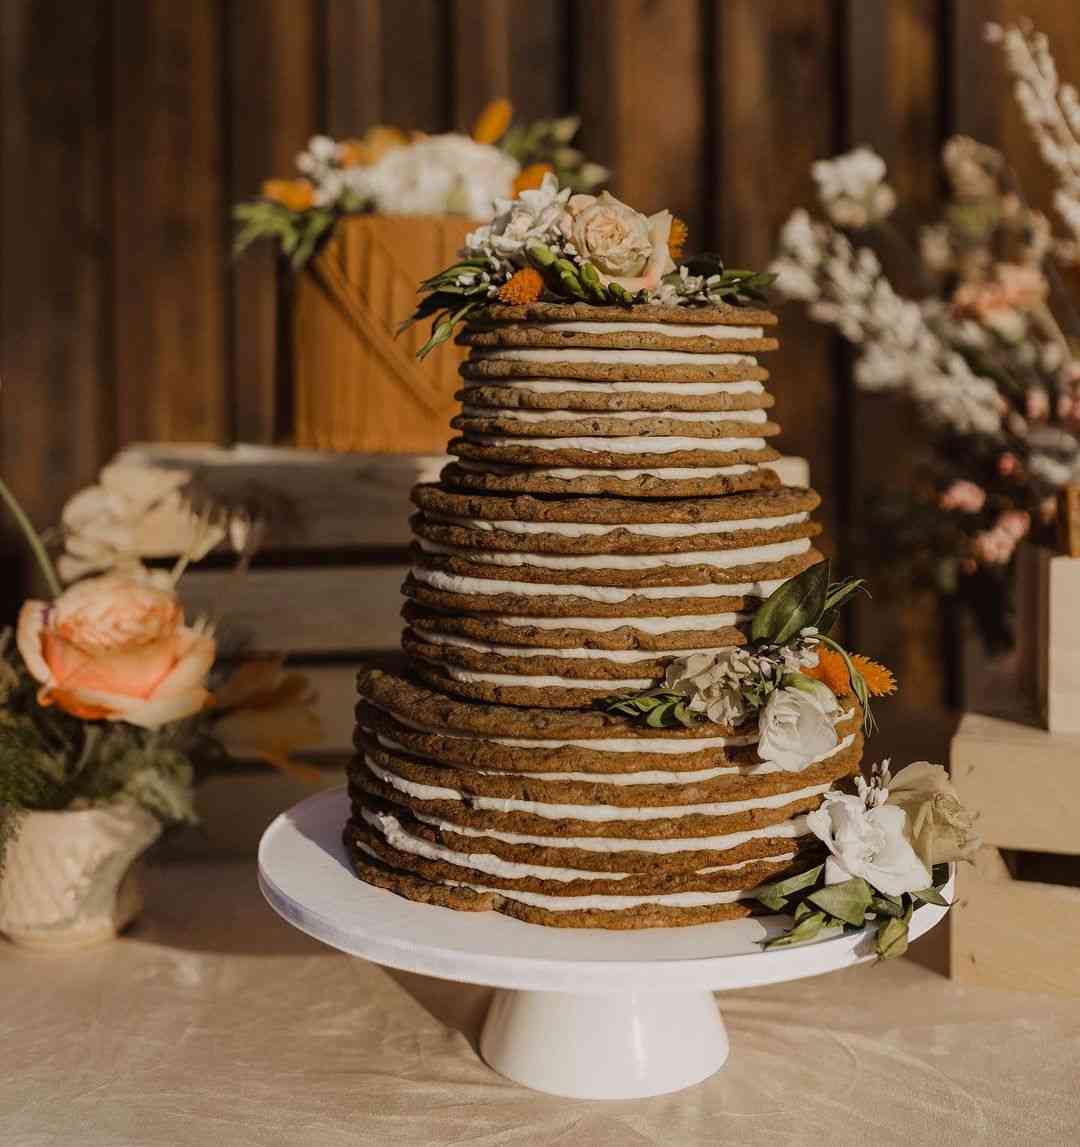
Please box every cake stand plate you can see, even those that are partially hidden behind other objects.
[258,788,952,1100]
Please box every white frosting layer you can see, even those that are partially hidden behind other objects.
[412,567,788,601]
[473,349,758,365]
[380,709,760,754]
[517,321,765,338]
[456,460,757,479]
[415,811,812,853]
[464,378,765,396]
[495,612,750,632]
[470,434,768,454]
[417,536,811,570]
[424,632,736,663]
[438,667,654,689]
[363,808,792,883]
[432,511,808,538]
[364,754,840,820]
[461,405,769,424]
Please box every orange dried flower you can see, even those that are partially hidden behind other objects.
[851,653,897,697]
[807,648,897,697]
[498,267,544,305]
[473,98,513,145]
[341,125,409,167]
[262,178,315,212]
[806,648,850,695]
[669,216,689,261]
[513,162,555,197]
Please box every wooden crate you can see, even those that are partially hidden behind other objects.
[950,712,1080,997]
[292,215,474,454]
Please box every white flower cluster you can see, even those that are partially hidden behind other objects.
[663,633,830,771]
[771,209,1004,438]
[652,266,726,307]
[295,132,518,219]
[464,174,575,280]
[811,147,897,230]
[988,21,1080,247]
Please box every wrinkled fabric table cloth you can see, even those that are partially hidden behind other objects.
[3,858,1078,1147]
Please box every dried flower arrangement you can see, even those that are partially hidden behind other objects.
[233,99,608,268]
[0,461,323,879]
[769,21,1080,649]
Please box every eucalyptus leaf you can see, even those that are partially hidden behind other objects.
[875,914,910,960]
[870,893,906,918]
[807,877,873,928]
[764,910,829,949]
[911,886,950,907]
[754,863,824,908]
[750,561,830,645]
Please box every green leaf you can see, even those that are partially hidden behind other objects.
[875,913,910,960]
[807,877,873,927]
[750,561,830,645]
[818,577,870,635]
[754,862,824,911]
[764,910,829,949]
[870,892,906,918]
[911,886,950,907]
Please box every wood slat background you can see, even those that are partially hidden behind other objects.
[0,0,1074,759]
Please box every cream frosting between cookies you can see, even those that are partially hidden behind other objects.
[463,378,766,396]
[455,460,759,479]
[493,613,750,632]
[411,567,789,601]
[417,536,812,570]
[472,348,759,366]
[363,753,843,819]
[429,511,808,538]
[461,405,769,423]
[413,811,813,853]
[517,321,765,339]
[420,632,737,662]
[469,434,768,453]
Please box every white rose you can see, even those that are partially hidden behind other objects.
[807,791,931,896]
[570,191,675,291]
[757,680,840,771]
[884,762,981,867]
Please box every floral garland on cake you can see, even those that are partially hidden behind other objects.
[234,100,608,268]
[401,172,776,356]
[604,564,979,957]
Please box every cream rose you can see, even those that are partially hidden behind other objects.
[664,650,748,727]
[17,570,215,729]
[570,191,675,291]
[757,679,840,771]
[884,762,981,866]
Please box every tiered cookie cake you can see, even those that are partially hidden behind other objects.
[347,289,866,928]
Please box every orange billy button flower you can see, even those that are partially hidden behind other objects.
[513,162,554,197]
[262,178,316,212]
[669,216,689,261]
[498,267,545,305]
[808,648,897,697]
[473,98,513,144]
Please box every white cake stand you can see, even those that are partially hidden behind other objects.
[258,787,952,1100]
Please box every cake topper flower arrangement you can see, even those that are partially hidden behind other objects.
[401,172,777,357]
[769,20,1080,650]
[606,563,978,957]
[233,99,608,269]
[0,462,323,892]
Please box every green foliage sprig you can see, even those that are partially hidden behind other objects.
[754,862,951,959]
[233,201,337,270]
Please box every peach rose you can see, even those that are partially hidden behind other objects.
[17,571,215,729]
[569,191,675,292]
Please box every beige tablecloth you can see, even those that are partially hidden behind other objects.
[4,858,1078,1147]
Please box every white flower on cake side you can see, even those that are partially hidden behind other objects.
[565,190,675,293]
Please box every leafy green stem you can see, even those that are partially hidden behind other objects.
[0,476,62,598]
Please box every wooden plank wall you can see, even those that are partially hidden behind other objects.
[0,0,1074,755]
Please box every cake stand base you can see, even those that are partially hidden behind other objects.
[259,789,952,1100]
[480,988,728,1099]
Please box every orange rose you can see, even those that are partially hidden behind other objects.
[261,178,316,212]
[17,571,215,729]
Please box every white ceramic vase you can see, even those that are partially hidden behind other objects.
[0,803,162,950]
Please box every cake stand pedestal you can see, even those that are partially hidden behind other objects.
[258,788,952,1100]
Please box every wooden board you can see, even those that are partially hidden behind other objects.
[951,845,1080,998]
[180,565,407,656]
[951,712,1080,856]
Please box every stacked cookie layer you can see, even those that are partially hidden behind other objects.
[347,302,861,928]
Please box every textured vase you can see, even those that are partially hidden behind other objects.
[0,804,162,950]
